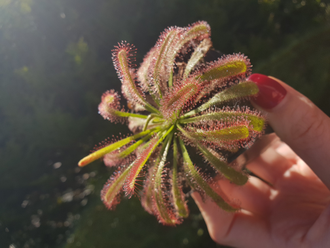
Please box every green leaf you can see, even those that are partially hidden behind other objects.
[171,137,189,218]
[188,126,250,142]
[125,126,175,195]
[117,133,153,159]
[195,142,248,185]
[177,124,248,185]
[141,165,157,214]
[78,129,157,167]
[183,81,259,118]
[199,59,248,82]
[180,111,265,132]
[178,138,238,212]
[101,162,135,209]
[113,111,148,119]
[153,133,180,225]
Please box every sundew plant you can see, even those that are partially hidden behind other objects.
[79,21,265,225]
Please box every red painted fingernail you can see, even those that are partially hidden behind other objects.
[248,73,287,109]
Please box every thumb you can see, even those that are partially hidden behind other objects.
[248,73,330,189]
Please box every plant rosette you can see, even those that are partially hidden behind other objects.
[78,21,265,225]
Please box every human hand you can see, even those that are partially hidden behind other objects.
[192,74,330,248]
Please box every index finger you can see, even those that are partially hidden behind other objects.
[248,74,330,189]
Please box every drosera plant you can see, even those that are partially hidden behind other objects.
[78,21,266,225]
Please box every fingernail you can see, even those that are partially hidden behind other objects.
[248,73,287,109]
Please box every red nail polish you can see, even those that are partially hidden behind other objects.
[248,73,287,109]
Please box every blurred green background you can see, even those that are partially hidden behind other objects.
[0,0,329,247]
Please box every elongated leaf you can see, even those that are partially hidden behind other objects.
[153,133,181,225]
[165,21,211,80]
[188,126,250,142]
[198,53,251,82]
[137,47,156,92]
[178,138,238,212]
[161,78,201,119]
[183,81,259,118]
[101,164,134,209]
[112,42,159,114]
[184,38,212,78]
[177,124,248,185]
[141,165,157,214]
[78,129,155,167]
[125,126,175,196]
[152,28,180,97]
[124,136,160,197]
[171,137,189,218]
[196,142,248,185]
[180,110,265,132]
[117,134,153,159]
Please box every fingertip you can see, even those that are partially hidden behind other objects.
[248,73,330,189]
[248,73,287,110]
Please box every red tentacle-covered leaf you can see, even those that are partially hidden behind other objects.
[184,38,213,78]
[178,138,239,212]
[141,165,157,215]
[142,164,183,226]
[143,172,183,226]
[170,170,189,218]
[175,21,211,55]
[182,21,211,40]
[182,106,265,132]
[160,78,202,119]
[112,41,147,108]
[195,53,252,100]
[112,41,137,80]
[101,167,130,210]
[123,136,160,198]
[103,151,124,167]
[98,90,125,123]
[102,135,161,210]
[152,176,183,225]
[177,124,248,185]
[186,119,250,144]
[199,53,252,84]
[164,21,211,83]
[138,22,211,100]
[171,137,189,218]
[185,111,264,150]
[103,143,135,168]
[79,130,153,167]
[151,134,182,225]
[148,26,181,96]
[137,47,157,93]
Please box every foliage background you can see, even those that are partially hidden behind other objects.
[0,0,329,247]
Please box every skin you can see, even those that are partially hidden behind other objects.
[192,77,330,248]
